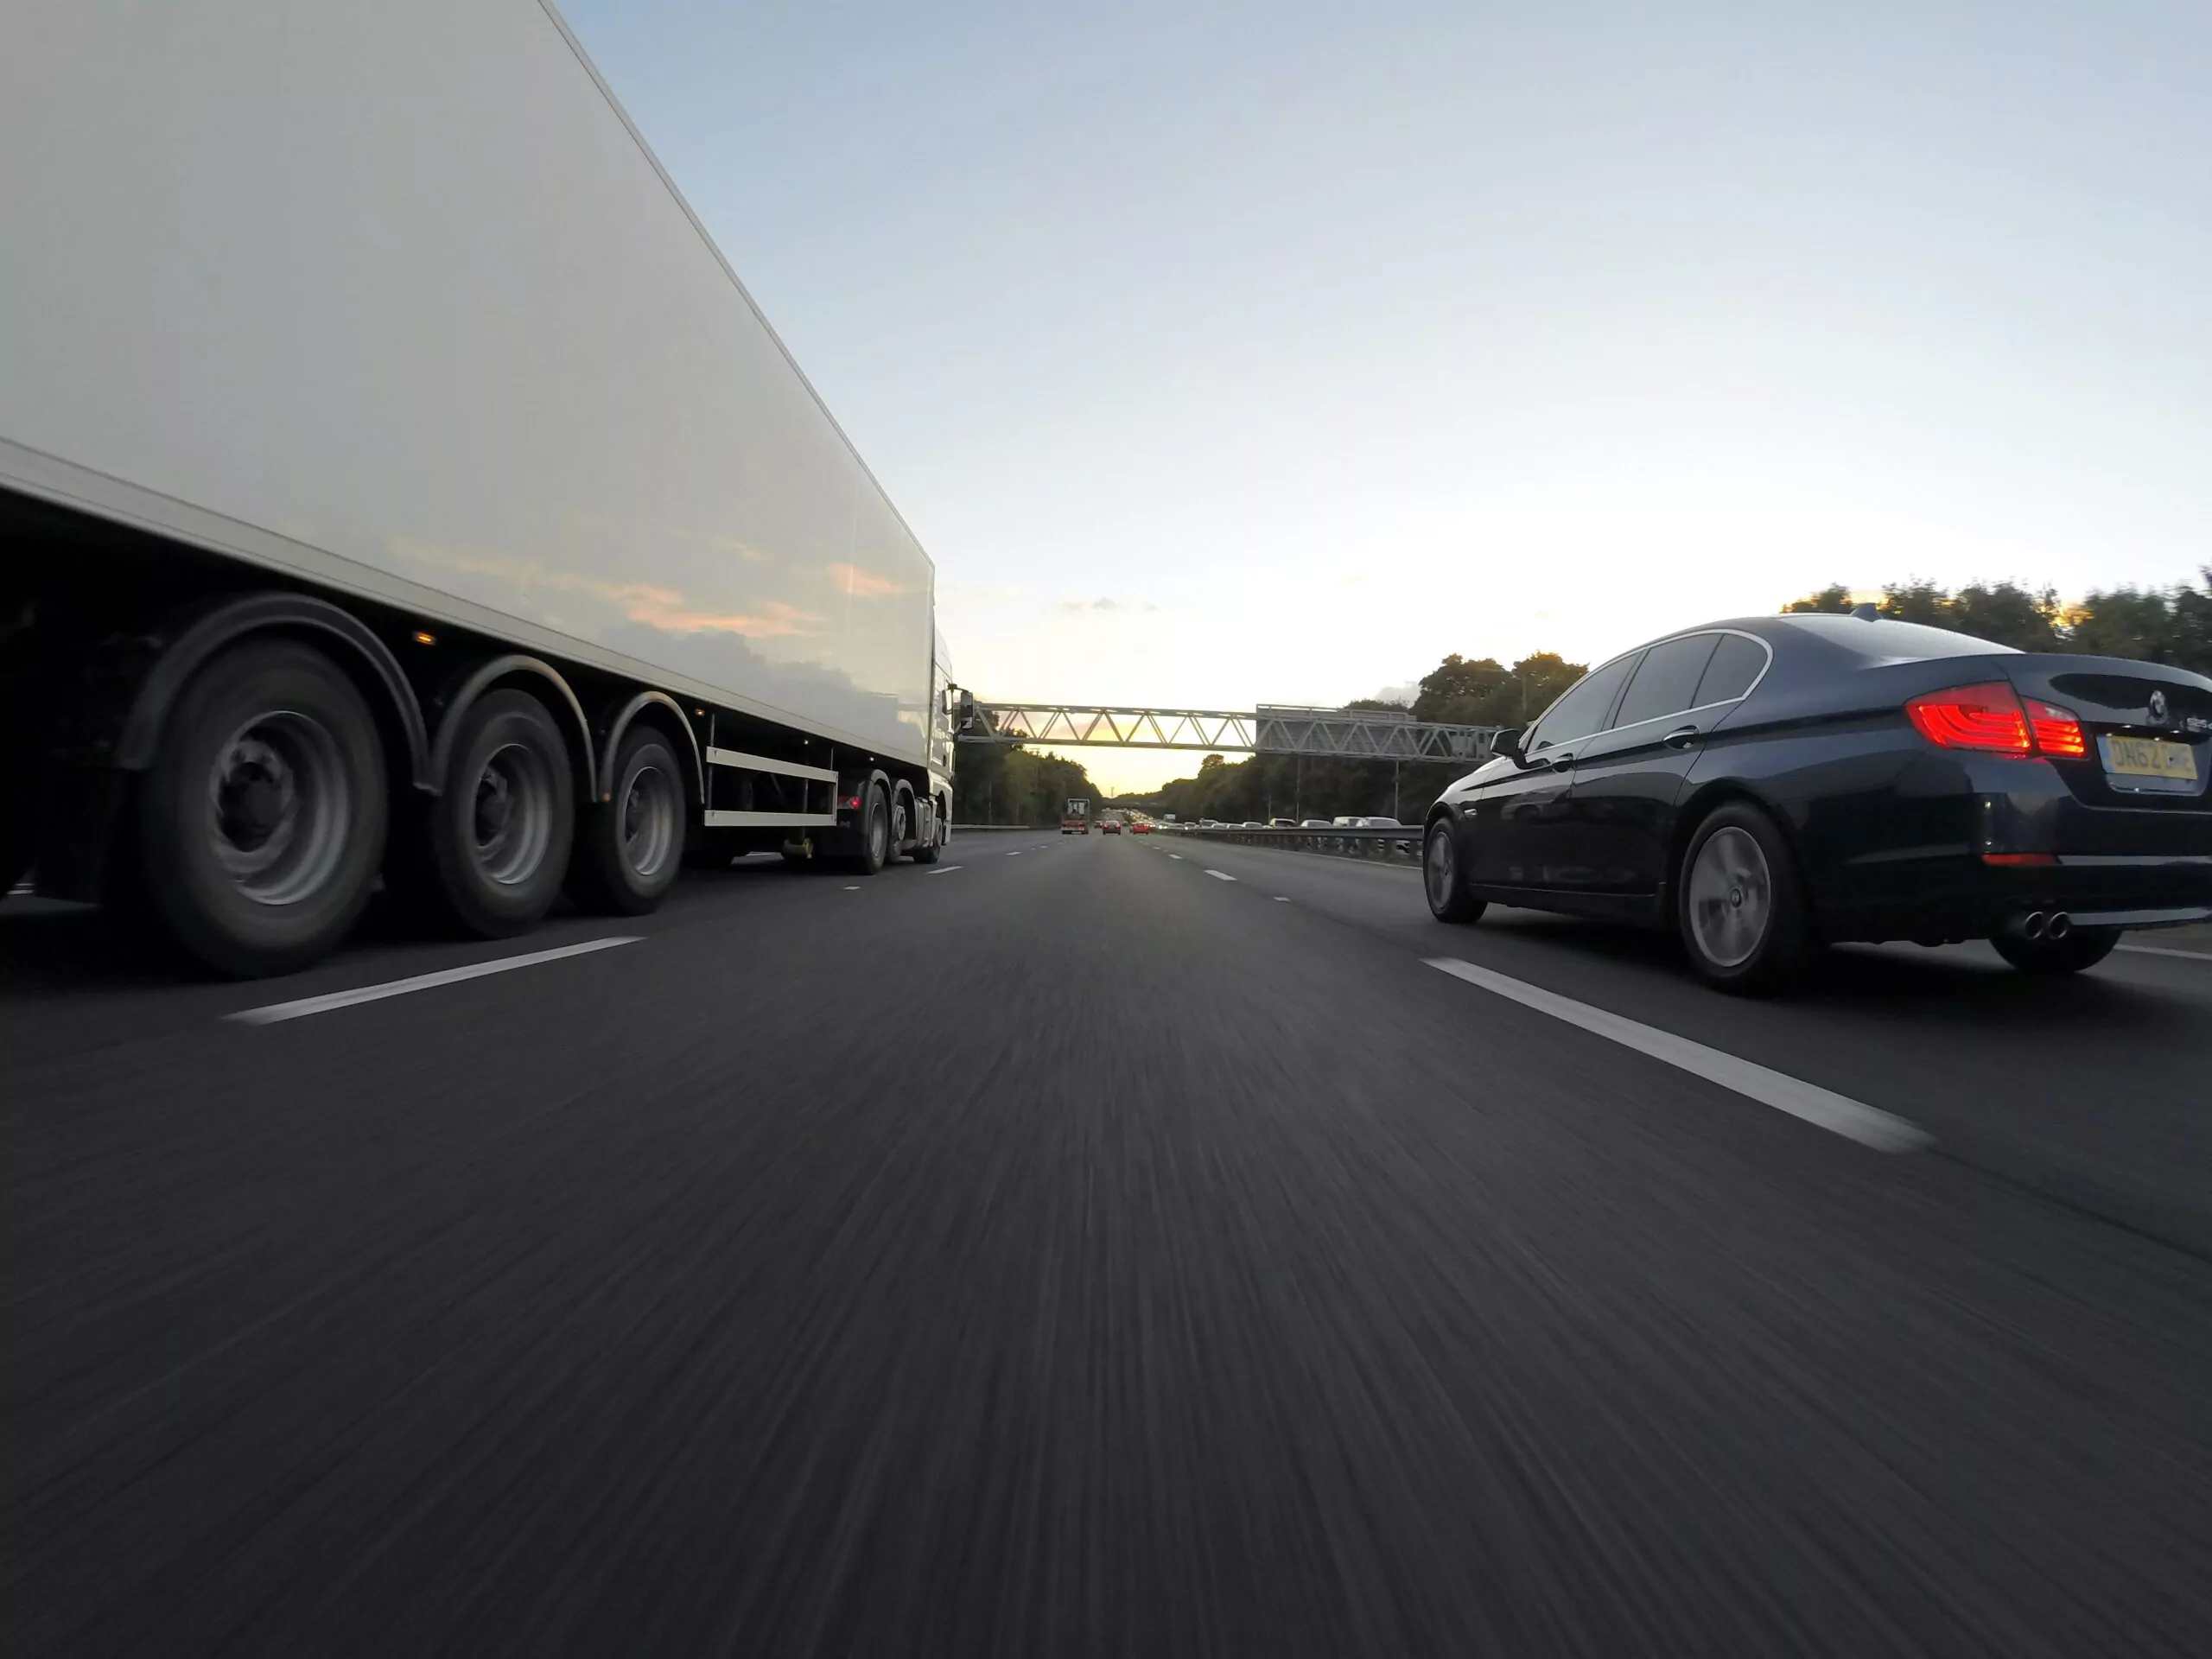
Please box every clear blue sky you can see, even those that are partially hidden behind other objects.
[562,0,2209,792]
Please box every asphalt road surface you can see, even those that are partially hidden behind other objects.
[7,833,2212,1656]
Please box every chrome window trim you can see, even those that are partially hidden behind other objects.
[1524,628,1775,752]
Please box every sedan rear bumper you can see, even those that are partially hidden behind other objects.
[1822,850,2212,943]
[1806,746,2212,942]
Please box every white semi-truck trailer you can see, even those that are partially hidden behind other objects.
[1,0,959,976]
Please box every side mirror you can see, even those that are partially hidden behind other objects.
[1492,728,1525,766]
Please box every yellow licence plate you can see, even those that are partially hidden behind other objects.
[2100,734,2199,782]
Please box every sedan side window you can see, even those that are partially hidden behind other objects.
[1527,654,1637,751]
[1612,633,1720,729]
[1693,633,1768,706]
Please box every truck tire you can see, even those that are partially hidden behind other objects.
[0,766,29,900]
[0,694,31,900]
[421,688,575,937]
[911,817,942,864]
[570,726,686,915]
[846,782,890,875]
[135,638,388,976]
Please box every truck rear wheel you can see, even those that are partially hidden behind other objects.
[845,782,890,875]
[570,726,686,915]
[911,815,942,864]
[136,638,388,976]
[420,689,575,937]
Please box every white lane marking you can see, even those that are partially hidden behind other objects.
[7,882,33,897]
[1205,869,1236,882]
[2118,943,2212,963]
[1423,957,1930,1154]
[927,864,963,876]
[1274,896,1290,901]
[1167,854,1184,861]
[228,937,642,1026]
[1006,850,1022,856]
[843,885,860,891]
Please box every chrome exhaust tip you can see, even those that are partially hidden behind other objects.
[2047,912,2072,940]
[2019,911,2047,940]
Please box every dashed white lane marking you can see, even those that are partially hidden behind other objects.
[1205,870,1236,882]
[228,937,642,1026]
[1274,896,1290,901]
[2118,943,2212,963]
[1167,854,1184,861]
[843,885,860,891]
[1423,957,1930,1154]
[927,865,963,876]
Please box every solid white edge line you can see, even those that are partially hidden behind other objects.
[1205,869,1236,881]
[228,937,643,1026]
[926,864,963,875]
[2117,943,2212,963]
[1423,957,1931,1154]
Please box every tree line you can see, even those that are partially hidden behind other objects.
[1783,569,2212,672]
[950,738,1103,827]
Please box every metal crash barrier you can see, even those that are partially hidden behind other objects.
[1180,825,1424,864]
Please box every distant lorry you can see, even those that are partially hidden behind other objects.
[1062,799,1091,835]
[0,0,959,976]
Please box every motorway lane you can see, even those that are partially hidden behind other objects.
[5,833,2212,1655]
[1168,836,2212,1256]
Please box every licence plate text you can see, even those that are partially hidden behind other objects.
[2100,734,2199,786]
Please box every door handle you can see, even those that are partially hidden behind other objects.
[1662,726,1700,750]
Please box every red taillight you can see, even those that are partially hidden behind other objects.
[842,795,861,809]
[1905,683,2031,754]
[1906,683,2087,759]
[1981,852,2057,866]
[2026,699,2086,758]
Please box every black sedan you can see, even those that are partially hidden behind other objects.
[1421,613,2212,992]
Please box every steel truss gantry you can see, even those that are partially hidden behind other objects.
[957,701,1501,764]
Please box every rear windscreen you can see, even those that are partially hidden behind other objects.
[1776,614,2019,662]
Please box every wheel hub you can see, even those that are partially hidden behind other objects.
[205,714,348,906]
[1687,826,1773,969]
[475,767,513,844]
[218,740,296,848]
[468,743,554,885]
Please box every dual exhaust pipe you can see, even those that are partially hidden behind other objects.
[2014,910,2073,942]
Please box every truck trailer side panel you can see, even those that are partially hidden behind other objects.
[0,0,933,767]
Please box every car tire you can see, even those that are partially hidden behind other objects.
[1423,817,1485,924]
[1991,926,2120,975]
[1676,801,1814,995]
[136,638,388,976]
[419,688,575,938]
[570,726,686,915]
[844,783,889,875]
